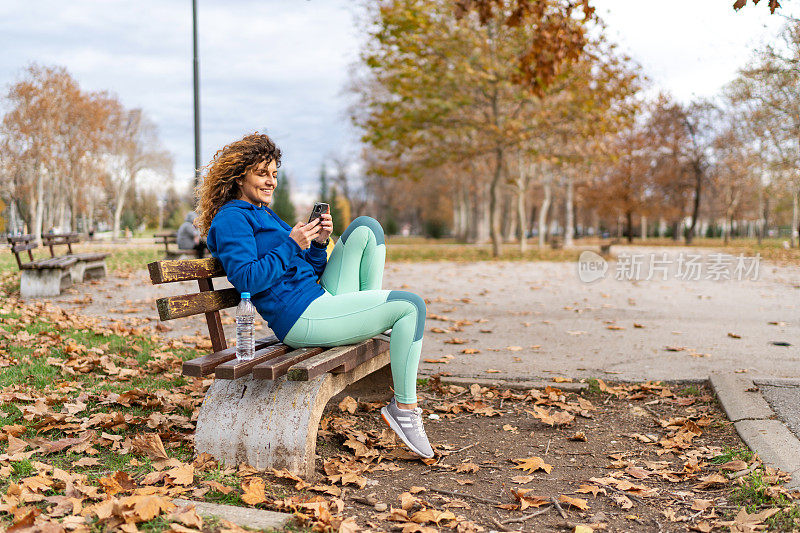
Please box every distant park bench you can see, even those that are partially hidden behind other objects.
[154,231,196,260]
[41,232,108,282]
[148,256,391,478]
[599,238,620,257]
[8,233,108,297]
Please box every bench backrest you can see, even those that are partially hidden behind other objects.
[154,231,177,251]
[41,232,80,257]
[7,235,38,269]
[148,257,234,353]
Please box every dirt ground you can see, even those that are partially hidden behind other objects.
[266,378,754,532]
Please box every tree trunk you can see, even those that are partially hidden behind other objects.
[517,166,528,254]
[686,163,702,245]
[518,185,527,253]
[564,174,574,248]
[538,175,551,250]
[792,186,799,249]
[489,147,503,257]
[458,183,469,242]
[113,195,125,241]
[640,215,647,241]
[722,218,729,246]
[626,211,634,243]
[476,182,490,243]
[33,169,45,244]
[756,172,764,245]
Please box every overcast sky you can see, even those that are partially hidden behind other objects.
[0,0,796,204]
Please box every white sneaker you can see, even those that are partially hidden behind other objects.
[380,398,434,458]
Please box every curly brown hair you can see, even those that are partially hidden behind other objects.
[195,132,282,237]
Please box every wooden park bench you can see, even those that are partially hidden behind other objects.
[154,231,194,260]
[9,235,77,297]
[41,232,108,283]
[599,238,620,257]
[148,257,392,478]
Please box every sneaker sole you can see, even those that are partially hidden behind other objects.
[380,407,434,459]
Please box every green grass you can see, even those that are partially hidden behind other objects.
[387,243,583,262]
[680,385,702,396]
[584,378,603,394]
[728,470,800,530]
[11,459,35,480]
[711,446,755,465]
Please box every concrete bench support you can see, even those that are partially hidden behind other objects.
[21,268,72,298]
[81,260,107,281]
[194,350,391,478]
[69,260,107,283]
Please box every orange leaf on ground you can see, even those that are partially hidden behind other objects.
[168,504,204,529]
[167,464,194,486]
[410,509,456,524]
[559,494,589,511]
[513,457,553,474]
[511,488,549,510]
[241,477,267,505]
[132,433,169,460]
[338,396,357,414]
[576,484,605,497]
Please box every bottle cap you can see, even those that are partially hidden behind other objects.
[241,292,251,299]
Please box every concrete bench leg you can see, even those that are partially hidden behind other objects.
[82,261,107,280]
[194,350,391,478]
[69,263,86,284]
[20,269,72,298]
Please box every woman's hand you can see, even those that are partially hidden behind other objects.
[314,213,333,244]
[289,219,322,249]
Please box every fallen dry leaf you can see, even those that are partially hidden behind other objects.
[338,396,358,414]
[513,456,553,474]
[559,494,589,511]
[241,477,268,505]
[132,433,169,460]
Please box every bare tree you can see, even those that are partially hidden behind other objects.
[105,108,173,239]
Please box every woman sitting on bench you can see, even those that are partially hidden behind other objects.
[195,132,434,459]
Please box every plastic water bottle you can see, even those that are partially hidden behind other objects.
[236,292,256,361]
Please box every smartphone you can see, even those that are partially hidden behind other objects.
[308,202,330,223]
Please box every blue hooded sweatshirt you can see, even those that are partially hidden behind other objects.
[206,199,327,341]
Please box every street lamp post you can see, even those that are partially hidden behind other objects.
[192,0,201,188]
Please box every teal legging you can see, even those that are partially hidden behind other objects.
[283,216,425,404]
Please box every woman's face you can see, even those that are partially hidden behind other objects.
[238,159,277,207]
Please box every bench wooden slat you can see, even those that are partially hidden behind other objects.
[155,287,239,320]
[182,335,279,377]
[286,338,389,381]
[7,235,35,244]
[251,346,327,380]
[42,233,79,244]
[148,258,226,285]
[21,256,77,269]
[72,252,110,262]
[11,242,38,253]
[215,343,295,379]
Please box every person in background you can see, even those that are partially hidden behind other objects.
[177,211,207,258]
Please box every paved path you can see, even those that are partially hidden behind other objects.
[48,245,799,383]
